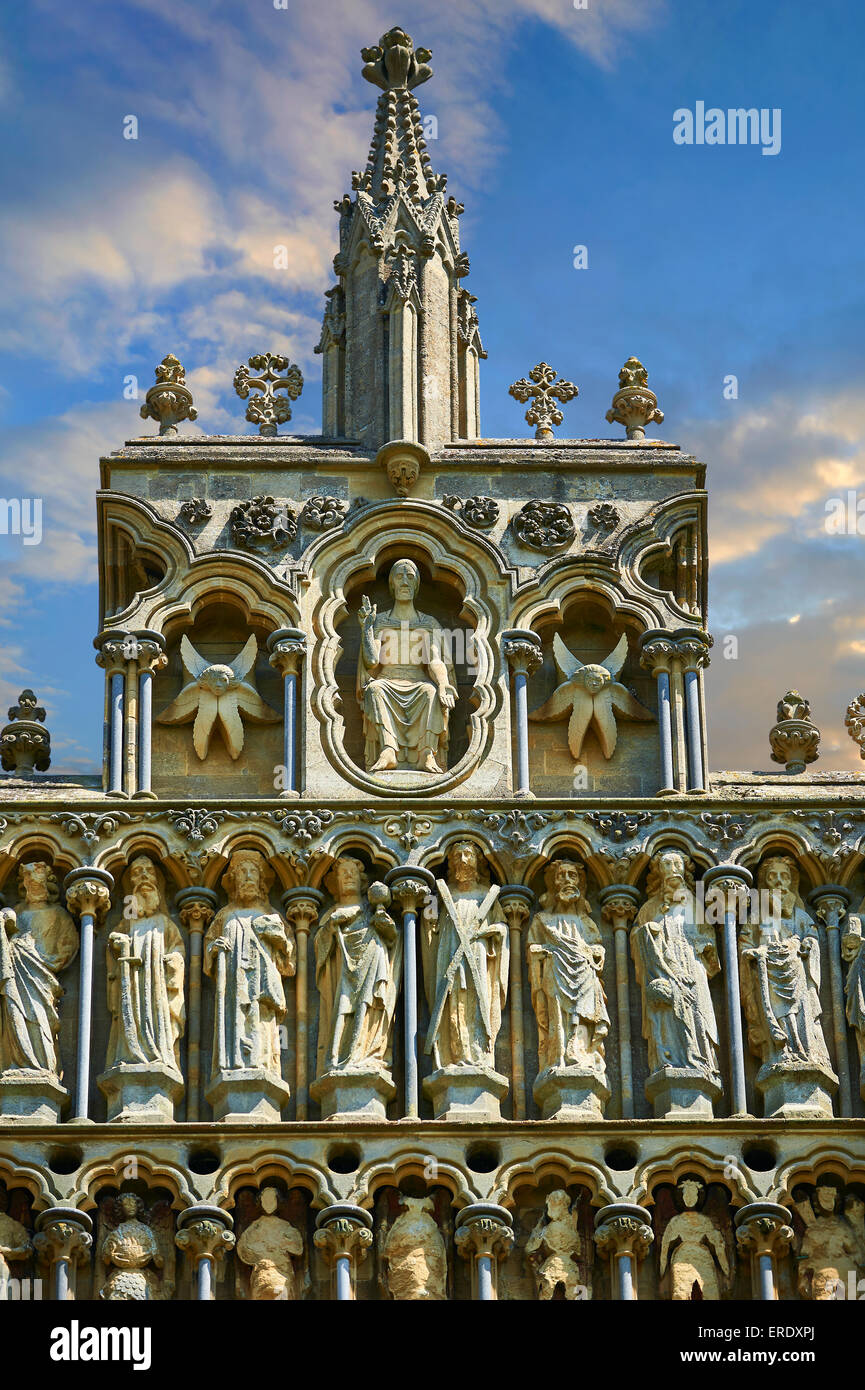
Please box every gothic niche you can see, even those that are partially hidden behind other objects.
[153,602,283,795]
[93,1186,176,1301]
[790,1179,865,1301]
[653,1178,736,1301]
[233,1184,310,1301]
[639,522,701,617]
[333,555,480,783]
[0,1182,35,1295]
[505,1182,595,1301]
[104,531,167,619]
[527,597,655,797]
[375,1186,452,1301]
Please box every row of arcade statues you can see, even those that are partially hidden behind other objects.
[1,844,864,1122]
[1,1177,862,1301]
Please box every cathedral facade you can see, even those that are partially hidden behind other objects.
[1,26,864,1304]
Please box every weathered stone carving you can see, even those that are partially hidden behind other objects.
[139,354,198,436]
[230,496,298,549]
[442,495,499,529]
[842,905,865,1098]
[378,1195,447,1301]
[509,362,579,441]
[0,690,51,776]
[0,1194,32,1287]
[526,1191,589,1300]
[794,1183,865,1300]
[357,559,457,775]
[99,857,185,1122]
[511,499,575,553]
[233,353,303,435]
[157,634,280,760]
[587,502,620,531]
[527,859,609,1118]
[423,840,508,1118]
[605,357,664,440]
[311,857,400,1118]
[236,1186,304,1300]
[769,690,820,773]
[0,861,78,1122]
[740,855,836,1116]
[95,1191,175,1301]
[659,1179,730,1300]
[361,25,432,91]
[300,495,348,531]
[631,850,722,1116]
[844,692,865,760]
[177,497,211,528]
[529,633,653,760]
[204,849,296,1121]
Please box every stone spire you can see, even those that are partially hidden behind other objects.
[316,26,485,449]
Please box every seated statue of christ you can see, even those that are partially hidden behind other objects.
[356,559,457,774]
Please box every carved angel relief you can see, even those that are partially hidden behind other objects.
[157,635,280,759]
[529,633,653,759]
[96,1192,175,1301]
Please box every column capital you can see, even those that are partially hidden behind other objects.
[593,1202,654,1262]
[33,1207,93,1266]
[175,885,219,934]
[734,1202,793,1261]
[94,630,132,677]
[499,883,534,929]
[599,883,641,929]
[175,1205,235,1265]
[267,627,307,677]
[702,863,754,913]
[454,1203,514,1263]
[313,1204,374,1265]
[808,883,852,929]
[638,630,677,676]
[384,865,437,912]
[131,629,168,676]
[63,868,114,923]
[672,627,713,672]
[281,886,325,933]
[501,629,543,677]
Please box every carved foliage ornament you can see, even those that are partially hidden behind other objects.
[442,495,499,529]
[509,362,579,441]
[512,499,575,553]
[233,354,304,436]
[230,496,297,550]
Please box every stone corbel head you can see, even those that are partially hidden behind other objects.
[376,440,430,498]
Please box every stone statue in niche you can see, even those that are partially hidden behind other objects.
[100,857,185,1121]
[529,632,653,760]
[740,856,835,1116]
[631,850,722,1117]
[0,1193,32,1288]
[204,849,295,1121]
[314,857,400,1077]
[236,1186,304,1301]
[526,1191,589,1300]
[157,634,280,760]
[0,861,78,1121]
[794,1184,865,1300]
[357,558,457,774]
[659,1179,730,1301]
[377,1195,448,1301]
[842,905,865,1098]
[95,1192,175,1301]
[527,859,610,1118]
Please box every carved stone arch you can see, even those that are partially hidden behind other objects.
[202,830,292,894]
[307,830,399,892]
[622,491,708,624]
[632,1150,756,1209]
[213,1155,337,1213]
[773,1148,865,1204]
[418,828,503,887]
[76,1152,195,1211]
[0,1155,58,1208]
[95,829,187,891]
[738,829,822,892]
[510,559,658,635]
[304,502,504,796]
[491,1152,616,1210]
[0,832,77,897]
[97,493,184,626]
[142,555,299,639]
[350,1152,474,1211]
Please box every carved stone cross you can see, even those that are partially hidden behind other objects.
[233,353,304,436]
[508,362,579,440]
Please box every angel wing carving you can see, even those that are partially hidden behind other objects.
[157,634,281,760]
[529,632,653,760]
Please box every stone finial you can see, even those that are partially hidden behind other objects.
[139,354,198,436]
[769,689,820,773]
[233,354,304,436]
[844,693,865,760]
[361,27,432,91]
[509,362,579,441]
[605,356,664,440]
[0,689,50,776]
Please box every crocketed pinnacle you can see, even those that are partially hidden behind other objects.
[353,26,445,205]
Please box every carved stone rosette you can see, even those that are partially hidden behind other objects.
[511,499,576,553]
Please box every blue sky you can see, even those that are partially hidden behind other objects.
[1,0,864,773]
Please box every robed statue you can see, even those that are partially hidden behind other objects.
[0,861,78,1082]
[106,857,185,1075]
[527,859,609,1076]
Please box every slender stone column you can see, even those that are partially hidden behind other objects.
[176,887,219,1122]
[282,887,325,1120]
[594,1203,654,1301]
[639,634,676,795]
[33,1208,93,1301]
[499,885,534,1120]
[455,1204,514,1301]
[735,1202,793,1301]
[175,1206,235,1301]
[268,628,307,797]
[384,866,436,1118]
[677,631,712,793]
[809,884,854,1117]
[669,658,688,793]
[314,1205,373,1301]
[94,633,129,796]
[703,864,752,1116]
[599,884,641,1119]
[501,630,543,799]
[64,868,113,1121]
[133,631,167,799]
